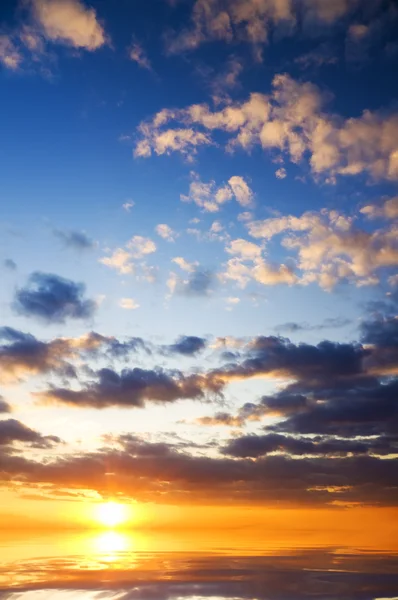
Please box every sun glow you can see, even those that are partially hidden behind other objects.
[96,502,128,528]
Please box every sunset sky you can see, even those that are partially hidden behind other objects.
[0,0,398,533]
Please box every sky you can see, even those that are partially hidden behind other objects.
[0,0,398,531]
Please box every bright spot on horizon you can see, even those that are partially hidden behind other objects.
[96,501,128,528]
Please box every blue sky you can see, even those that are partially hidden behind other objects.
[0,0,398,518]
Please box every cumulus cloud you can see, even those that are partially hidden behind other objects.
[181,172,253,212]
[0,34,23,70]
[37,366,223,409]
[13,272,96,323]
[156,224,177,242]
[245,205,398,290]
[172,256,199,272]
[168,268,215,297]
[168,335,207,355]
[100,236,156,276]
[135,73,398,182]
[30,0,106,50]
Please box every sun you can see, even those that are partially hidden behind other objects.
[96,502,128,528]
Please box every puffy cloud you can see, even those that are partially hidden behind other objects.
[136,73,398,182]
[53,229,96,250]
[37,366,223,409]
[168,335,207,355]
[361,196,398,220]
[0,327,118,383]
[31,0,106,50]
[129,40,152,70]
[100,236,156,276]
[181,173,253,212]
[246,206,398,290]
[226,238,263,260]
[119,298,140,310]
[156,224,176,242]
[275,167,287,179]
[122,201,135,212]
[13,272,96,323]
[134,127,212,159]
[100,248,134,274]
[0,419,61,448]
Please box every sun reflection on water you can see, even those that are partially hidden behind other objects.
[92,530,132,561]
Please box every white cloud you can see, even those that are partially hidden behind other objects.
[275,167,287,179]
[172,257,199,272]
[226,238,263,260]
[181,172,253,212]
[31,0,106,50]
[99,249,134,275]
[119,298,140,310]
[126,235,156,258]
[122,201,135,212]
[360,197,398,220]
[156,224,176,242]
[135,73,398,182]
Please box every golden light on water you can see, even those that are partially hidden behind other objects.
[95,502,128,528]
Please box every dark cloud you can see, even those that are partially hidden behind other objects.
[169,335,207,355]
[211,336,367,385]
[13,272,97,323]
[0,419,61,448]
[276,317,351,333]
[175,269,215,297]
[53,229,96,251]
[3,258,17,271]
[222,432,397,458]
[0,396,11,413]
[38,366,223,409]
[1,434,398,507]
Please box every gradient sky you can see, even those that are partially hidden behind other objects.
[0,0,398,529]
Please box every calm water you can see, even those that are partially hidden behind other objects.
[0,530,398,599]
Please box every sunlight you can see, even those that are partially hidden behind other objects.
[95,502,128,528]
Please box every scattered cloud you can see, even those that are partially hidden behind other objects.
[275,167,287,179]
[168,335,207,356]
[0,418,61,449]
[135,73,398,182]
[129,40,152,71]
[53,229,96,250]
[181,172,253,212]
[156,223,177,242]
[122,201,135,212]
[119,298,140,310]
[13,272,96,323]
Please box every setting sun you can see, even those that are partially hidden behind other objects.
[96,502,128,528]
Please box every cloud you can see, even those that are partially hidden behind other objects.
[172,257,199,272]
[246,205,398,290]
[0,34,23,70]
[275,167,287,179]
[0,397,11,413]
[37,366,223,409]
[181,172,253,212]
[276,317,352,333]
[30,0,107,50]
[129,40,152,71]
[156,224,176,242]
[134,127,212,159]
[122,201,135,212]
[360,196,398,220]
[0,327,116,383]
[168,268,215,297]
[53,229,96,250]
[100,236,156,276]
[119,298,140,310]
[3,259,17,271]
[135,73,398,182]
[0,419,61,448]
[168,335,207,355]
[13,272,96,323]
